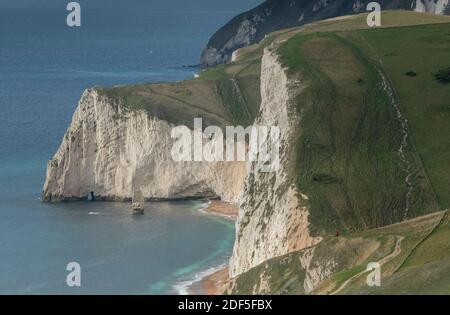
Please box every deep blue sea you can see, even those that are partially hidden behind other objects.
[0,0,260,294]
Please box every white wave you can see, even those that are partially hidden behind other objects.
[197,200,212,213]
[172,263,227,295]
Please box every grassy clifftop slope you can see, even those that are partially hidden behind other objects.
[226,11,450,294]
[278,13,450,235]
[96,37,263,128]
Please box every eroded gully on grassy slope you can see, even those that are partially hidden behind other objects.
[377,65,413,221]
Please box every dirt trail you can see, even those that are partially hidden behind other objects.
[395,210,449,272]
[331,236,404,295]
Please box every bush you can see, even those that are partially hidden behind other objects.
[434,67,450,84]
[405,71,417,77]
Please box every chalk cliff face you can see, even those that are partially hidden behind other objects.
[199,0,450,68]
[42,90,245,203]
[43,48,320,278]
[415,0,450,14]
[230,49,321,277]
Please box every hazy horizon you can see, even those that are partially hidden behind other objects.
[0,0,263,12]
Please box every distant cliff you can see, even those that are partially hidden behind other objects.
[199,0,450,68]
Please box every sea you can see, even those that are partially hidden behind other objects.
[0,0,260,294]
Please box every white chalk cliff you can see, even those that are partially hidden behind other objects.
[229,49,321,277]
[42,90,245,203]
[43,48,320,278]
[415,0,449,14]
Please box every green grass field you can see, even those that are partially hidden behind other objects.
[355,23,450,209]
[277,23,448,235]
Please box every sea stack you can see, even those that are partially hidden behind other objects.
[132,190,145,214]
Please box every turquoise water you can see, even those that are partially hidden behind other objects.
[0,1,259,294]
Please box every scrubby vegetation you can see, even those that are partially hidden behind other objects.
[434,67,450,83]
[405,70,417,77]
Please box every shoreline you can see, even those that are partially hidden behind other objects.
[199,200,239,221]
[189,266,231,295]
[185,200,237,295]
[173,263,228,295]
